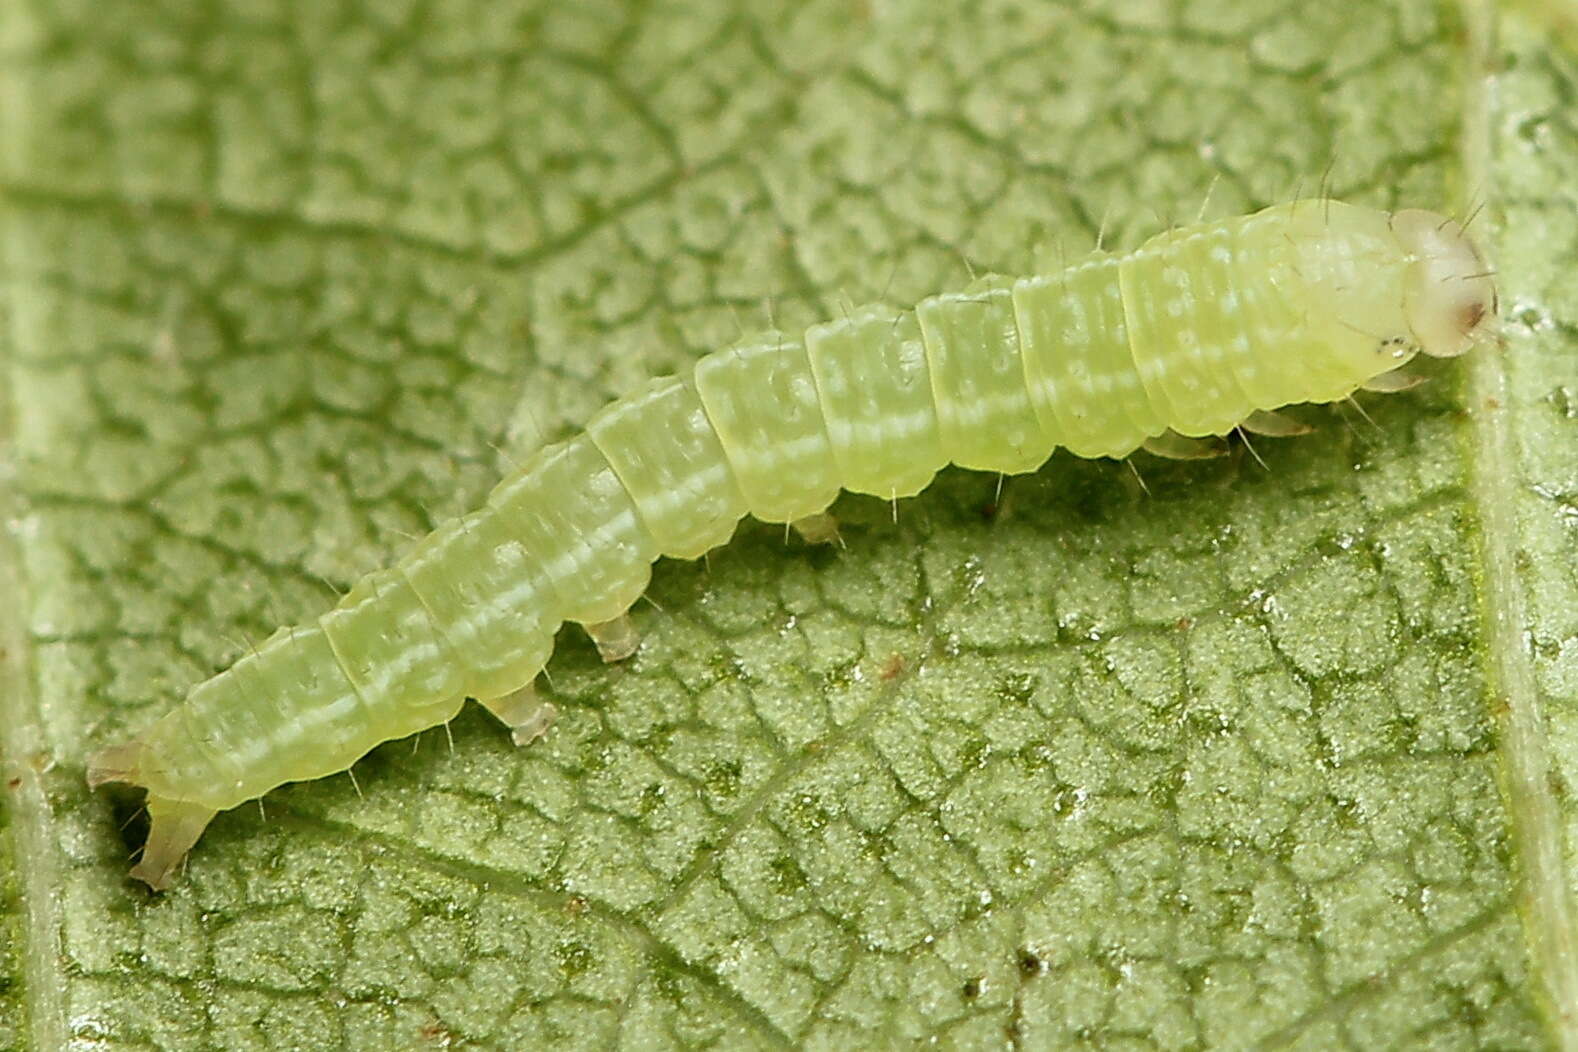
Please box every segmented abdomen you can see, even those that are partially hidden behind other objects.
[104,200,1439,884]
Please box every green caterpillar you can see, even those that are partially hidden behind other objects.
[87,200,1497,890]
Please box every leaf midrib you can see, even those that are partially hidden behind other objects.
[1460,0,1578,1042]
[0,304,67,1052]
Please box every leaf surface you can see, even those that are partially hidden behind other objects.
[1,0,1575,1047]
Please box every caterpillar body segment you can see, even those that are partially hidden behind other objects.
[584,375,747,560]
[87,200,1498,889]
[399,510,559,703]
[694,331,845,524]
[1016,252,1160,459]
[803,306,944,500]
[918,276,1050,475]
[490,435,661,627]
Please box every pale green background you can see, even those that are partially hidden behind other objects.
[2,0,1577,1048]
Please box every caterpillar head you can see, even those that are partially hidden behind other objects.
[1391,209,1497,358]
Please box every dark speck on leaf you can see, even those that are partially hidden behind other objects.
[879,653,905,681]
[556,940,595,977]
[705,758,743,797]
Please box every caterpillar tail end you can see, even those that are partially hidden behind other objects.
[131,796,218,891]
[85,741,146,790]
[88,742,218,890]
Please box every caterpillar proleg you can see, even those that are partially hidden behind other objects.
[86,200,1498,889]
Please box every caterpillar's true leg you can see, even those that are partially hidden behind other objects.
[584,613,640,662]
[1241,410,1312,437]
[1360,368,1427,393]
[480,683,559,746]
[1141,431,1229,460]
[132,796,218,891]
[791,511,840,545]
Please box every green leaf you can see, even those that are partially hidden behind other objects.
[2,0,1575,1046]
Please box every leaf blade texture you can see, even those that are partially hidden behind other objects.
[2,0,1576,1047]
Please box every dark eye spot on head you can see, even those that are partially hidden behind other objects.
[1459,300,1487,333]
